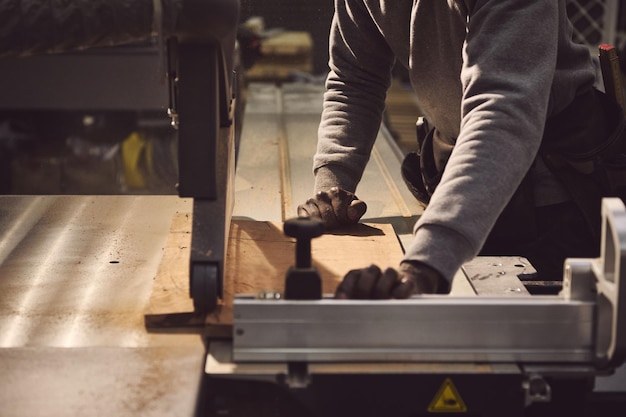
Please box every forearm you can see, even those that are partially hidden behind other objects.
[313,0,395,193]
[407,0,562,282]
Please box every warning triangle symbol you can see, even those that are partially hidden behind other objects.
[427,378,467,413]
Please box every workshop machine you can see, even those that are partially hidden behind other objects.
[0,0,239,313]
[192,41,626,417]
[190,40,626,417]
[196,197,626,417]
[2,2,626,416]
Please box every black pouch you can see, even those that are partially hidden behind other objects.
[401,151,431,205]
[540,88,626,241]
[400,126,448,205]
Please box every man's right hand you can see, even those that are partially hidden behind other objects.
[297,187,367,230]
[335,262,445,299]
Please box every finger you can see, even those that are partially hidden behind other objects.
[372,267,398,299]
[315,191,340,226]
[329,187,354,223]
[335,269,361,299]
[391,274,418,299]
[316,190,333,203]
[297,199,321,219]
[353,265,382,299]
[319,206,338,227]
[347,199,367,222]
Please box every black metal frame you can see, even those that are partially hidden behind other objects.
[0,0,241,313]
[172,38,237,312]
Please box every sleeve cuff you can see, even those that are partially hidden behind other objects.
[314,164,360,194]
[402,224,477,286]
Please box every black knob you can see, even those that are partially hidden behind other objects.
[283,217,324,269]
[283,217,324,300]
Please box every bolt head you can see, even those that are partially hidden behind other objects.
[283,217,325,239]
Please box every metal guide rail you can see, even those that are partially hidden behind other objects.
[232,296,596,364]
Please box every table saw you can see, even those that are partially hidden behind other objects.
[195,82,626,416]
[1,2,626,415]
[202,88,626,412]
[2,81,625,416]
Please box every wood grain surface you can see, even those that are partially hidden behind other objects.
[145,214,404,325]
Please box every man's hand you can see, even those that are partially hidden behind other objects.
[297,187,367,230]
[335,262,445,299]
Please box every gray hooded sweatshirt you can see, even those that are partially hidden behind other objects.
[312,0,596,284]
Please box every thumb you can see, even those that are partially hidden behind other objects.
[347,199,367,222]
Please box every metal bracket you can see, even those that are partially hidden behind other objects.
[591,197,626,368]
[561,198,626,368]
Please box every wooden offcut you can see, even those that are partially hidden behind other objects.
[144,212,195,318]
[246,31,313,81]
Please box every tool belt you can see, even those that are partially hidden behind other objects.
[541,87,626,241]
[401,87,626,248]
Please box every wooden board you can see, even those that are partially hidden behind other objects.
[246,31,313,81]
[259,31,313,56]
[145,214,405,326]
[144,212,195,318]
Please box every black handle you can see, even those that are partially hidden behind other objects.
[283,217,324,300]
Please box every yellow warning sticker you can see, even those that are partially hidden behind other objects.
[427,378,468,413]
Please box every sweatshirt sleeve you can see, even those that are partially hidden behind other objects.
[313,0,396,193]
[403,0,560,281]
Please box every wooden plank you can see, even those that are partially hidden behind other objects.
[246,32,313,81]
[144,212,194,317]
[145,214,405,325]
[260,31,313,56]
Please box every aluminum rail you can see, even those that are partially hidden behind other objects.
[233,296,595,363]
